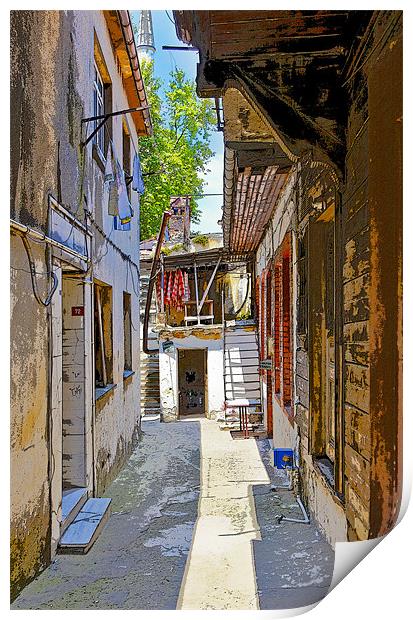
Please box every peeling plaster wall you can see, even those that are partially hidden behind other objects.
[10,11,63,600]
[77,11,142,494]
[10,10,142,598]
[159,332,224,422]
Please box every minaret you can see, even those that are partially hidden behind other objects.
[136,10,156,59]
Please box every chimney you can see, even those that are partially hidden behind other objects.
[168,196,191,248]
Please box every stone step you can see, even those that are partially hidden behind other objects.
[58,497,112,554]
[141,410,161,418]
[61,487,88,535]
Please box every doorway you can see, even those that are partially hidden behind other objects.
[178,349,207,416]
[61,274,87,523]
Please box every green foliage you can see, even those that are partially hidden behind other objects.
[160,246,173,256]
[160,242,184,256]
[138,58,216,240]
[191,234,209,247]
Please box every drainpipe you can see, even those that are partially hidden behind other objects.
[142,211,171,354]
[118,10,153,136]
[276,495,310,525]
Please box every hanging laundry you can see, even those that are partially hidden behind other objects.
[104,144,119,217]
[166,270,174,306]
[171,269,184,311]
[115,158,134,224]
[178,269,185,311]
[114,216,130,231]
[104,143,114,184]
[131,152,145,195]
[183,271,190,303]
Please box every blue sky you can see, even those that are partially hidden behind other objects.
[131,10,223,234]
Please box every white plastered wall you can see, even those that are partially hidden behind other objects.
[159,335,225,421]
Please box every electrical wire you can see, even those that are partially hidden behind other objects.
[14,231,58,307]
[88,213,140,277]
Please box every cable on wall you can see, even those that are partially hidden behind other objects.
[13,230,58,307]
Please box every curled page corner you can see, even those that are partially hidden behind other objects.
[329,470,412,595]
[329,536,383,592]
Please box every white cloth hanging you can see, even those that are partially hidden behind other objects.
[104,143,119,216]
[132,152,145,195]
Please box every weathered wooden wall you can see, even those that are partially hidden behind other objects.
[342,11,402,540]
[342,61,371,540]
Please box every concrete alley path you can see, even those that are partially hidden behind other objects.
[12,417,334,610]
[178,418,269,609]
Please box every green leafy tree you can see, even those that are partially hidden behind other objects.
[138,58,216,240]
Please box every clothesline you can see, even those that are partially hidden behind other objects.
[99,120,145,230]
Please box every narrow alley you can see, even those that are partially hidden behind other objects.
[10,8,402,612]
[12,415,333,610]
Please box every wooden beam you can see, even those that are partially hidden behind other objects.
[194,262,200,324]
[198,257,222,314]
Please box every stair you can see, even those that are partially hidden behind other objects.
[140,273,160,418]
[61,487,88,534]
[58,497,112,554]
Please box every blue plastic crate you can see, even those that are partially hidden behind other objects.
[273,448,295,469]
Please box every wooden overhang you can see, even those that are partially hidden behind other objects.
[140,247,251,270]
[221,84,292,255]
[174,10,373,170]
[104,11,152,136]
[223,149,288,255]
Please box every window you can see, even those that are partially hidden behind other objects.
[94,282,113,390]
[260,272,266,360]
[282,253,292,406]
[93,36,112,158]
[93,62,105,154]
[273,264,281,393]
[308,218,339,489]
[271,233,293,416]
[297,230,308,340]
[123,292,132,373]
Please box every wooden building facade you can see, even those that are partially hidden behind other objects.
[174,10,402,544]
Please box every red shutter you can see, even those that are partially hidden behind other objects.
[274,264,281,393]
[282,253,292,406]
